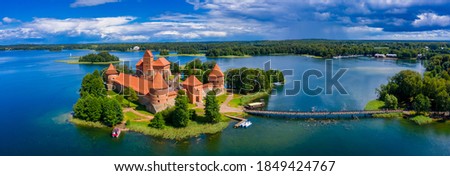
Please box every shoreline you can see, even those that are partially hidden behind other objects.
[364,99,445,125]
[55,60,121,65]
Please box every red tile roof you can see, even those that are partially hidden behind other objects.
[105,63,118,75]
[135,59,143,67]
[143,50,153,59]
[151,72,168,89]
[113,73,149,95]
[168,91,178,97]
[182,75,203,87]
[209,64,224,77]
[153,57,170,67]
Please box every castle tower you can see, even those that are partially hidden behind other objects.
[136,50,154,77]
[153,57,172,79]
[208,64,225,93]
[182,75,204,103]
[105,63,119,90]
[149,72,169,105]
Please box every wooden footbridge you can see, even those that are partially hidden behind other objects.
[244,109,403,119]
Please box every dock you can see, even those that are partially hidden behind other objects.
[225,115,249,128]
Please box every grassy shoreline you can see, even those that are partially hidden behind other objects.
[364,99,385,110]
[364,99,438,125]
[69,117,108,128]
[209,55,252,58]
[228,92,269,108]
[126,120,230,140]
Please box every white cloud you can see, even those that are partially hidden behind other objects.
[345,26,383,33]
[385,8,407,14]
[365,30,450,40]
[2,17,20,23]
[118,35,150,41]
[70,0,120,7]
[0,12,270,42]
[314,12,331,21]
[412,13,450,27]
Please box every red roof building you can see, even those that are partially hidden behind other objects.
[182,75,204,103]
[108,51,225,112]
[105,63,118,75]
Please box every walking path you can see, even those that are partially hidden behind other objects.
[123,108,154,120]
[220,94,243,113]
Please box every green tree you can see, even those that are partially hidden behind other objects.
[159,49,169,55]
[80,70,106,97]
[85,95,102,122]
[172,90,190,127]
[388,70,423,103]
[101,98,124,126]
[124,87,139,102]
[413,94,431,114]
[149,113,165,129]
[73,95,102,121]
[170,61,180,74]
[435,91,450,111]
[204,91,221,123]
[384,94,398,109]
[73,97,88,120]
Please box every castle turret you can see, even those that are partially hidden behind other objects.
[208,64,225,93]
[149,72,169,105]
[105,63,119,90]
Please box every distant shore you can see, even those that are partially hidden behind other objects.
[55,59,121,65]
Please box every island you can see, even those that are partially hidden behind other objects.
[56,51,120,64]
[70,50,284,140]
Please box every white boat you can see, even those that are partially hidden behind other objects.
[240,121,252,128]
[273,82,283,86]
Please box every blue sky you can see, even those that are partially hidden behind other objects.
[1,0,450,44]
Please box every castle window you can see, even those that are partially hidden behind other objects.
[158,100,160,103]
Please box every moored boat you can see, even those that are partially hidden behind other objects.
[112,128,121,138]
[240,121,252,128]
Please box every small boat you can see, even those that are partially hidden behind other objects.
[112,128,121,138]
[273,82,283,86]
[240,121,252,128]
[245,102,265,109]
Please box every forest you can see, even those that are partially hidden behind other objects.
[376,54,450,114]
[2,40,449,59]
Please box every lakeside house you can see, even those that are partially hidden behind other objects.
[374,53,386,58]
[374,53,397,58]
[105,50,225,113]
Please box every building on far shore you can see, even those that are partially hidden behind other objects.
[105,50,225,113]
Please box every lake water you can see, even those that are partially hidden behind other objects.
[1,50,450,156]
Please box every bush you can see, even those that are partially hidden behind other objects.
[372,113,403,118]
[411,115,433,125]
[149,113,165,129]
